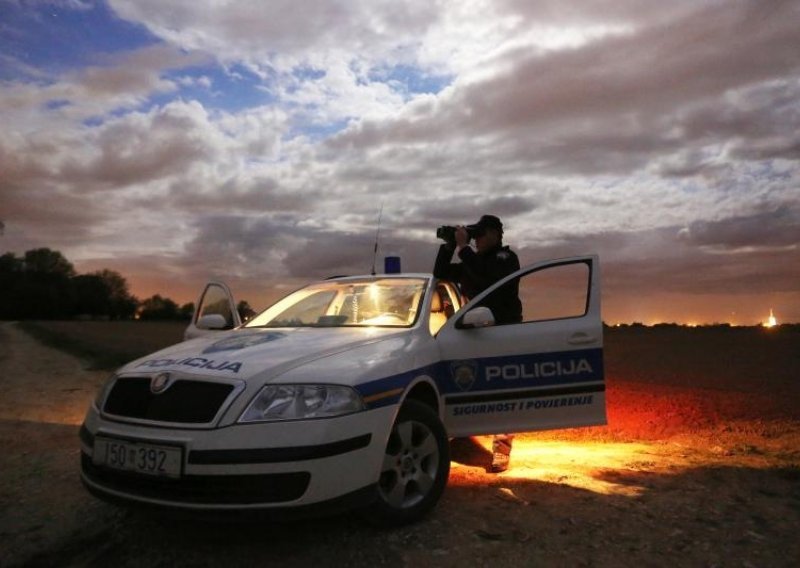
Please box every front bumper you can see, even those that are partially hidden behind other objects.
[80,404,396,512]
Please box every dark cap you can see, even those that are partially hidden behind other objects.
[467,214,503,234]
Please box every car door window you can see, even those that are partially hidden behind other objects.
[184,281,241,340]
[476,260,589,325]
[429,290,448,336]
[199,284,236,329]
[429,283,460,336]
[437,283,459,317]
[518,261,589,322]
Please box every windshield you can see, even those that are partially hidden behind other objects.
[245,278,428,328]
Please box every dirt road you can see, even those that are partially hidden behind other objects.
[1,322,799,567]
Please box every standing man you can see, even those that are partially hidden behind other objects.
[433,214,522,472]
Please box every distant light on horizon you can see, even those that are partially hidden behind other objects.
[763,308,778,328]
[608,313,792,327]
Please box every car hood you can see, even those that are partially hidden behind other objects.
[120,326,408,380]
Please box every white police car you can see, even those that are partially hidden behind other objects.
[80,255,605,524]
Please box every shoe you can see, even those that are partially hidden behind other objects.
[490,451,509,473]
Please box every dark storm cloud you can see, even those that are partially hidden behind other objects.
[673,80,800,143]
[333,0,800,176]
[496,0,696,27]
[0,182,103,244]
[283,232,389,278]
[164,176,309,214]
[730,138,800,162]
[281,227,453,279]
[68,44,208,101]
[175,201,800,297]
[459,1,800,135]
[398,195,540,232]
[654,150,726,179]
[0,132,110,243]
[59,102,214,189]
[0,45,220,245]
[516,205,800,297]
[601,246,800,297]
[183,215,286,260]
[172,195,800,298]
[178,214,375,279]
[0,101,222,248]
[177,212,443,281]
[0,137,54,186]
[76,205,800,325]
[680,206,800,251]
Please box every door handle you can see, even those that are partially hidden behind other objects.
[568,332,597,345]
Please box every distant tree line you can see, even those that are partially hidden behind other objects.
[0,248,199,321]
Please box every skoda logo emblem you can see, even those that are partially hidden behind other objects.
[150,372,172,394]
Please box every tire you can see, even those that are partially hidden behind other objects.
[362,400,450,526]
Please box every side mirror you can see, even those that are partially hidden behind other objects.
[196,314,228,330]
[459,307,495,329]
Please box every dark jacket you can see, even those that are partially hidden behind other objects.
[433,243,522,324]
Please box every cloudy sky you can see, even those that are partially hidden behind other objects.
[1,0,799,324]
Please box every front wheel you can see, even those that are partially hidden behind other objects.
[362,400,450,526]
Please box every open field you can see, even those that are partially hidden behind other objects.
[15,320,188,370]
[1,321,798,567]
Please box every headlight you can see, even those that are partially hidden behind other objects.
[239,384,364,423]
[94,374,117,410]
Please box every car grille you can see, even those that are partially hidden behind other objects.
[103,377,235,424]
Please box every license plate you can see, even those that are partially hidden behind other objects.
[93,437,183,479]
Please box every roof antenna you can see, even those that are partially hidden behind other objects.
[370,203,383,275]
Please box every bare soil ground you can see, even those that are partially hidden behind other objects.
[1,322,798,568]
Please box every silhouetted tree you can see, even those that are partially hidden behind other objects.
[237,300,256,321]
[24,248,75,277]
[138,295,180,320]
[16,248,75,319]
[179,302,195,320]
[0,248,170,321]
[0,253,25,319]
[92,269,137,319]
[71,274,112,317]
[0,252,23,273]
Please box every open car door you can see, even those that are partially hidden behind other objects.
[436,255,605,437]
[184,281,242,340]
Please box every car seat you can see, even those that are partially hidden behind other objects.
[429,291,448,335]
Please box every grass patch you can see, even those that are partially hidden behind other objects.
[16,321,132,370]
[15,320,186,371]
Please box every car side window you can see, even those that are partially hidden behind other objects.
[429,283,461,336]
[199,284,235,328]
[520,261,590,322]
[436,284,458,318]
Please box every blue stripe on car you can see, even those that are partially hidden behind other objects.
[357,348,603,409]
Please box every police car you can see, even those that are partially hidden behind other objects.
[80,255,605,524]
